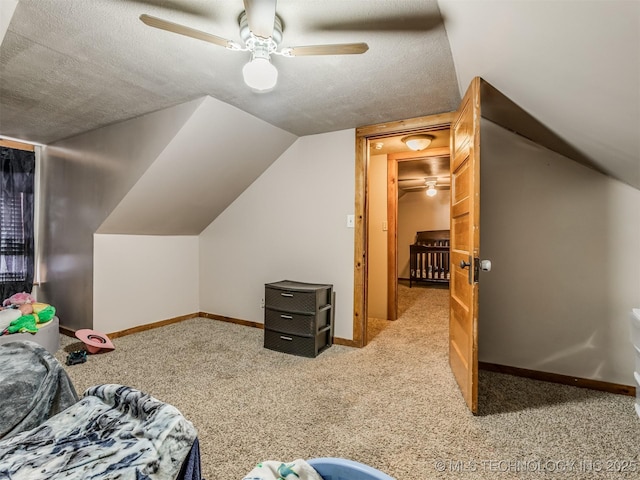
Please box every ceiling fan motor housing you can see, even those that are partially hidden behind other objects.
[239,10,283,50]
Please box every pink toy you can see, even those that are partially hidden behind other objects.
[2,292,36,307]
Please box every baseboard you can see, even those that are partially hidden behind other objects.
[479,361,636,397]
[333,337,360,347]
[199,312,264,330]
[199,311,355,346]
[58,325,76,338]
[61,311,355,347]
[108,313,200,338]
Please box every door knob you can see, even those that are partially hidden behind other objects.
[480,259,492,272]
[460,260,471,269]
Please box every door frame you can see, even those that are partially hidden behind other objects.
[386,146,451,320]
[353,112,455,346]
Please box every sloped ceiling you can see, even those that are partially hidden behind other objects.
[439,0,640,189]
[1,1,638,190]
[97,96,297,234]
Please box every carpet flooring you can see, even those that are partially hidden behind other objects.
[55,285,640,479]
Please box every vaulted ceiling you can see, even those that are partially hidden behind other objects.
[0,0,459,143]
[1,0,638,189]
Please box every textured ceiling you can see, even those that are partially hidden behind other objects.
[0,0,460,144]
[1,1,638,191]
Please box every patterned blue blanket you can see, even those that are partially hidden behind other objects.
[0,384,198,480]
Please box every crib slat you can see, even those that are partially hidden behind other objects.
[409,239,450,285]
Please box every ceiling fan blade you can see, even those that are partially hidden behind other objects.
[398,177,451,182]
[285,43,369,56]
[140,14,233,48]
[120,0,213,17]
[311,13,444,33]
[243,0,277,38]
[403,185,450,190]
[398,177,429,182]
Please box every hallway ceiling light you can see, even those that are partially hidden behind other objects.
[425,179,437,197]
[401,134,434,151]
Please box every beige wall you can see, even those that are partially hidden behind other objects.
[39,100,201,329]
[398,190,451,279]
[93,234,199,333]
[39,96,294,331]
[97,97,296,235]
[0,0,18,45]
[367,154,388,319]
[199,130,356,340]
[479,119,640,385]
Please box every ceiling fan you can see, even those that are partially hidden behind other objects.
[398,177,451,196]
[139,0,369,92]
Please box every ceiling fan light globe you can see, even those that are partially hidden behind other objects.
[426,186,437,197]
[242,57,278,91]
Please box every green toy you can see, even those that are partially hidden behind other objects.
[34,305,56,322]
[5,315,38,334]
[1,304,56,335]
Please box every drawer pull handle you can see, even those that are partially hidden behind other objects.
[280,314,293,319]
[280,336,293,341]
[281,293,294,297]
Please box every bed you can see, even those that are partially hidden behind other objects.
[409,229,450,287]
[0,341,201,480]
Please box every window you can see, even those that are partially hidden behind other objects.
[0,146,35,300]
[0,192,29,281]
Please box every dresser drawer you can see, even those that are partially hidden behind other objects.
[264,329,330,358]
[265,287,324,313]
[265,308,320,336]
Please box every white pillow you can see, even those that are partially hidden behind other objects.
[0,309,22,331]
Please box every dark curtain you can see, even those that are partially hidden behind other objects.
[0,147,35,302]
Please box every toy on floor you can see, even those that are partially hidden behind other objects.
[66,350,87,366]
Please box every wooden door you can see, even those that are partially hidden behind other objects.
[449,77,481,413]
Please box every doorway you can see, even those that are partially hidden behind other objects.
[367,144,451,341]
[387,137,451,321]
[353,112,455,347]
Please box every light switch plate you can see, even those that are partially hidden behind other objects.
[347,214,355,228]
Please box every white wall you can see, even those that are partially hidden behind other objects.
[479,119,640,385]
[98,97,296,235]
[0,0,18,45]
[39,99,201,330]
[93,234,199,333]
[398,190,450,278]
[440,0,640,189]
[367,154,388,319]
[199,130,356,340]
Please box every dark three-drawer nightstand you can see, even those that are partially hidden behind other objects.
[264,280,334,358]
